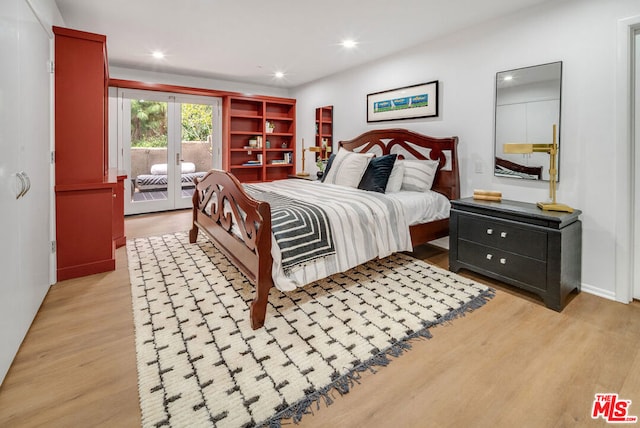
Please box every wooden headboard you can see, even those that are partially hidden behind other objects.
[339,128,460,200]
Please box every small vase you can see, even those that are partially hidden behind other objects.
[316,171,323,179]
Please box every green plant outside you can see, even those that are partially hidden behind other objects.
[130,100,212,147]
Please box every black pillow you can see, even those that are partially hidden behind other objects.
[320,153,336,182]
[358,154,397,193]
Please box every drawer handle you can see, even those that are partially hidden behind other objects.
[486,254,493,260]
[500,232,508,238]
[500,258,507,264]
[487,228,493,235]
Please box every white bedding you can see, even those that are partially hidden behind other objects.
[247,179,449,291]
[384,189,451,225]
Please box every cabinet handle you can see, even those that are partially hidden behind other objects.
[500,258,507,264]
[486,228,493,235]
[15,172,26,199]
[500,232,507,238]
[22,172,31,197]
[486,254,493,260]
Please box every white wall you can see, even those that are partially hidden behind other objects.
[292,0,640,299]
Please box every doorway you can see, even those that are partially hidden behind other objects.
[635,29,640,300]
[117,89,221,215]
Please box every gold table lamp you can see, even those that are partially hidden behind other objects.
[503,124,573,213]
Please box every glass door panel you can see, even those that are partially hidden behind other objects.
[123,91,175,215]
[175,101,214,209]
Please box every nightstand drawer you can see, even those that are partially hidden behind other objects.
[458,239,547,291]
[458,214,547,261]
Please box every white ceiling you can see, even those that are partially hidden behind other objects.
[54,0,553,89]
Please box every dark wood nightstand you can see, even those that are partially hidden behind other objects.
[449,197,582,311]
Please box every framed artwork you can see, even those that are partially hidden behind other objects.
[367,80,439,122]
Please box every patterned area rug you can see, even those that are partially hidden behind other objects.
[127,232,494,428]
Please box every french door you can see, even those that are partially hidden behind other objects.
[117,89,221,215]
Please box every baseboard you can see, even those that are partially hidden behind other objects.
[56,259,116,282]
[580,283,617,302]
[428,236,449,250]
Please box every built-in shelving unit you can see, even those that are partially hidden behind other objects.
[224,96,296,182]
[314,105,333,160]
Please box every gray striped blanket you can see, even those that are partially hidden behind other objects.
[244,185,336,272]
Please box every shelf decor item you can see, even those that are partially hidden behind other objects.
[503,124,573,213]
[367,80,439,122]
[266,120,275,133]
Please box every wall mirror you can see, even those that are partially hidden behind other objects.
[494,61,562,181]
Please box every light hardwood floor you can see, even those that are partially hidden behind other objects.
[0,210,638,427]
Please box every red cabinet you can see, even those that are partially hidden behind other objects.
[53,27,123,281]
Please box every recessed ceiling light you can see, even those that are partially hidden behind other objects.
[152,50,165,59]
[503,75,513,81]
[274,71,285,78]
[341,39,357,49]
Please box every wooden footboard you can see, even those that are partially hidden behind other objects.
[189,169,273,329]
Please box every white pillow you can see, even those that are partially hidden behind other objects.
[150,162,196,175]
[181,162,196,173]
[385,160,405,193]
[323,148,373,188]
[150,163,168,175]
[401,159,439,191]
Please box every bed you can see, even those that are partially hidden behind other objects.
[189,128,460,329]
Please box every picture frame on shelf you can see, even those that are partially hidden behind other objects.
[366,80,439,122]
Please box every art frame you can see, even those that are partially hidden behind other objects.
[367,80,439,123]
